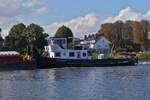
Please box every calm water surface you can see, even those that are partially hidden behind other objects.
[0,62,150,100]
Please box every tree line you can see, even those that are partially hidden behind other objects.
[0,20,150,58]
[0,24,74,58]
[97,20,150,51]
[2,23,48,58]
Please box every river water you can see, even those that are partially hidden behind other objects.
[0,62,150,100]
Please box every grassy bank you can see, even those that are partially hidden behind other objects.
[136,52,150,60]
[110,52,150,60]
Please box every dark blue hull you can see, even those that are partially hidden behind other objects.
[55,58,136,67]
[0,61,37,71]
[37,58,137,68]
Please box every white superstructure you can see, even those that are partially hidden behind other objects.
[45,37,91,59]
[0,51,20,56]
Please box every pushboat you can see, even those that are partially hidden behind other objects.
[36,57,137,68]
[38,37,138,68]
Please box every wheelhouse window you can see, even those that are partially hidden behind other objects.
[83,52,87,57]
[63,52,66,55]
[55,52,61,57]
[69,52,75,57]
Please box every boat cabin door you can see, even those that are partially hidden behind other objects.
[77,52,80,58]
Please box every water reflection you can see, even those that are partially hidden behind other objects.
[0,64,150,100]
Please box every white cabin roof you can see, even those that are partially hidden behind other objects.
[0,51,20,56]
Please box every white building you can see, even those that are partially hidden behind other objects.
[93,36,111,53]
[82,36,111,53]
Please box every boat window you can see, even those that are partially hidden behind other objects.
[69,52,75,57]
[83,52,86,57]
[77,52,80,58]
[63,52,66,55]
[88,51,92,56]
[63,40,66,44]
[55,52,61,57]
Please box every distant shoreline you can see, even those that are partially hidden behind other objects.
[138,58,150,61]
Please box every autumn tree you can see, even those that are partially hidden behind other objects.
[97,20,150,51]
[99,21,124,50]
[128,21,144,45]
[141,20,149,50]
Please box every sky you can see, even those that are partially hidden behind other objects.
[0,0,150,38]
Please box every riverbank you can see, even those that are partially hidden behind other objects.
[111,51,150,60]
[136,52,150,60]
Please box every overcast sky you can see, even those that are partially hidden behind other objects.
[0,0,150,38]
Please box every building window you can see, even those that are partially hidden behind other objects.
[69,52,75,57]
[83,52,86,57]
[55,52,61,57]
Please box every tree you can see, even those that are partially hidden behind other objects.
[129,21,145,45]
[99,21,124,50]
[24,23,48,58]
[99,23,114,40]
[0,28,4,49]
[5,23,27,53]
[141,20,149,50]
[55,25,73,46]
[5,23,48,58]
[97,20,150,51]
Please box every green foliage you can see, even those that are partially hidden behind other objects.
[110,54,125,59]
[55,25,73,45]
[5,23,27,53]
[55,25,73,37]
[5,23,48,58]
[24,23,48,58]
[115,47,127,52]
[136,52,150,60]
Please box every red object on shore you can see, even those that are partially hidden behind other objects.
[0,51,21,64]
[0,55,20,64]
[119,52,136,57]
